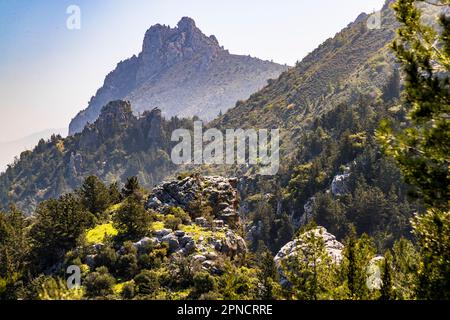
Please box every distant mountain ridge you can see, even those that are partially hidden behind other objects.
[0,128,66,173]
[69,17,288,134]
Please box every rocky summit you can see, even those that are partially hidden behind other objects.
[69,17,288,134]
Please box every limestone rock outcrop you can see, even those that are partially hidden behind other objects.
[145,175,240,227]
[275,227,344,266]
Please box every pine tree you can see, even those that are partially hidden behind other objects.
[377,0,450,299]
[283,228,337,300]
[78,176,111,217]
[380,251,395,300]
[113,196,151,241]
[122,176,142,199]
[377,0,450,209]
[0,205,29,299]
[256,250,280,300]
[109,182,122,204]
[30,194,94,272]
[342,229,376,299]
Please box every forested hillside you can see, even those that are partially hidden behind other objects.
[0,101,193,214]
[0,0,448,301]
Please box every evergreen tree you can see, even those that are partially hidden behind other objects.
[412,208,450,299]
[377,0,450,299]
[113,197,151,241]
[380,251,395,300]
[283,228,337,300]
[121,176,142,199]
[341,229,376,299]
[256,250,281,300]
[391,237,419,299]
[378,0,450,209]
[0,206,29,299]
[109,182,122,205]
[78,176,111,217]
[30,194,94,272]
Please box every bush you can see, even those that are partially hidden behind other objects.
[84,267,116,298]
[165,207,191,225]
[164,214,182,231]
[134,270,160,296]
[121,282,135,299]
[114,242,138,280]
[94,245,118,272]
[193,272,216,296]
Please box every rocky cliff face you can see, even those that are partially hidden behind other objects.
[146,175,240,227]
[69,17,288,134]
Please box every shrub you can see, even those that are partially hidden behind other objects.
[84,267,116,298]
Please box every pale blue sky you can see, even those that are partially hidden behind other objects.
[0,0,385,141]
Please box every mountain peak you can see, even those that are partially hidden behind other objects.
[177,16,197,32]
[137,17,223,82]
[68,18,287,135]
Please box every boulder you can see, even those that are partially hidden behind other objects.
[161,234,180,252]
[153,228,172,238]
[331,167,351,197]
[218,231,247,257]
[174,230,186,237]
[85,255,96,268]
[193,254,207,263]
[367,256,384,290]
[275,227,344,266]
[179,235,194,247]
[90,243,104,253]
[184,240,196,255]
[133,237,158,252]
[213,220,224,228]
[195,217,208,227]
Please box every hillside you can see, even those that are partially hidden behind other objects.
[68,17,288,134]
[1,0,449,301]
[0,101,192,214]
[0,2,403,218]
[213,2,398,139]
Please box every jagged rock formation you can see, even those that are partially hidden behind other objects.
[331,165,352,197]
[145,175,240,227]
[69,17,288,134]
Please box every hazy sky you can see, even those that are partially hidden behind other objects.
[0,0,385,142]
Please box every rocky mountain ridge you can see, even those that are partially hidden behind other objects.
[69,17,288,134]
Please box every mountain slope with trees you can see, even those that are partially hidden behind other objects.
[0,0,449,301]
